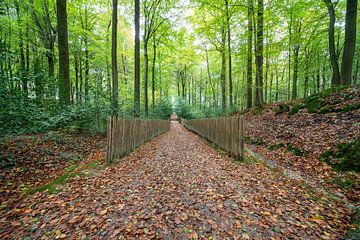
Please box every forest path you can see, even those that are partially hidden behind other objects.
[1,122,351,239]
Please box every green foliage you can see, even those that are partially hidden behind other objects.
[320,138,360,172]
[289,104,306,115]
[149,98,173,119]
[275,104,290,114]
[0,89,110,134]
[286,144,304,156]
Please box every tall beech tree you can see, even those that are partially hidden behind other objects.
[134,0,140,116]
[340,0,357,85]
[56,0,70,105]
[112,0,119,113]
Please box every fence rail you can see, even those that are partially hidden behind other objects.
[182,116,244,160]
[106,117,170,162]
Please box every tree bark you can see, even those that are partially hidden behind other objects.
[112,0,119,114]
[225,0,233,108]
[246,0,253,109]
[134,0,140,116]
[255,0,264,106]
[220,29,227,112]
[56,0,70,105]
[151,34,157,110]
[323,0,341,85]
[292,44,299,100]
[340,0,357,85]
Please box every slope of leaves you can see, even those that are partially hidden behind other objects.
[0,123,352,239]
[241,87,360,204]
[0,130,106,210]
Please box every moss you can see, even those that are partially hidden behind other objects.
[244,136,266,145]
[346,208,360,239]
[268,143,285,151]
[276,104,290,114]
[286,144,304,156]
[321,138,360,172]
[341,104,360,113]
[289,104,306,115]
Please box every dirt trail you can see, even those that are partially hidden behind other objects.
[0,122,352,239]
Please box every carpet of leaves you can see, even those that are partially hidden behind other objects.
[243,88,360,204]
[0,131,106,209]
[0,123,353,239]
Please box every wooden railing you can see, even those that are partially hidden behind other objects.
[106,117,170,162]
[182,116,244,160]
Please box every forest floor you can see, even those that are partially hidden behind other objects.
[0,122,355,239]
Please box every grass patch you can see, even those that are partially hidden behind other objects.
[23,161,106,196]
[23,165,79,195]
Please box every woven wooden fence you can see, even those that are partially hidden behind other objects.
[182,116,244,160]
[106,117,170,162]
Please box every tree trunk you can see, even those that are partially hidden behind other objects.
[225,0,233,108]
[340,0,357,85]
[205,48,216,107]
[354,57,359,85]
[304,54,309,98]
[151,35,156,110]
[75,55,79,103]
[269,70,273,103]
[134,0,140,116]
[112,0,119,114]
[144,42,149,116]
[56,0,71,106]
[247,0,253,109]
[323,0,341,85]
[288,12,292,101]
[292,45,299,100]
[220,29,227,112]
[255,0,264,106]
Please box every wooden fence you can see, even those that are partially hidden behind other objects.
[182,116,244,160]
[106,117,170,162]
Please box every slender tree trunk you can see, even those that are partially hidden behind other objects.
[15,3,27,97]
[75,55,79,103]
[80,56,83,102]
[304,53,309,98]
[292,45,299,100]
[205,48,216,107]
[144,42,149,115]
[316,68,321,92]
[247,0,253,109]
[323,0,341,85]
[322,65,327,90]
[225,0,233,108]
[269,70,273,103]
[112,0,119,114]
[56,0,70,105]
[151,35,156,110]
[288,12,292,101]
[264,51,269,103]
[134,0,140,116]
[354,57,359,84]
[255,0,264,106]
[340,0,357,85]
[220,29,227,112]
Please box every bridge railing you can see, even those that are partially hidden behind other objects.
[106,117,170,162]
[182,116,244,160]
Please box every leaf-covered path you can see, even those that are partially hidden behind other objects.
[1,122,352,239]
